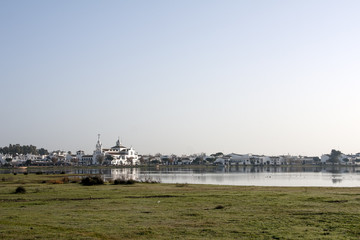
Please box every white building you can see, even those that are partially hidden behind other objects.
[228,153,249,165]
[81,135,140,165]
[0,154,10,165]
[226,154,285,165]
[214,157,228,165]
[106,138,139,166]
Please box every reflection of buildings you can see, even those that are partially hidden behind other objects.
[77,135,140,165]
[331,177,343,184]
[331,173,343,184]
[111,168,140,180]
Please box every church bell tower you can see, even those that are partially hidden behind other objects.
[96,134,102,153]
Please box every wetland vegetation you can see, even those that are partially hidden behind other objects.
[1,173,360,239]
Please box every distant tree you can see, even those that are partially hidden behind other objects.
[104,155,114,165]
[71,158,79,165]
[329,149,342,165]
[96,155,105,165]
[38,148,49,155]
[25,160,32,166]
[343,158,349,163]
[51,157,58,165]
[127,157,134,165]
[192,157,203,165]
[211,152,224,157]
[29,145,37,155]
[13,144,21,155]
[0,144,48,156]
[5,158,12,164]
[138,156,147,165]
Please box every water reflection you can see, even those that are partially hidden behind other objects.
[1,165,360,187]
[108,168,140,181]
[135,166,360,187]
[332,177,343,184]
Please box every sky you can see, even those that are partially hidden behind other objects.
[1,0,360,156]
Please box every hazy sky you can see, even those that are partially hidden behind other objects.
[1,0,360,156]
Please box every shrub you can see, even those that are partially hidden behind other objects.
[113,179,123,185]
[62,177,70,183]
[36,171,43,175]
[126,179,136,184]
[113,176,137,185]
[13,173,17,175]
[80,176,104,186]
[15,186,26,194]
[114,178,129,185]
[23,172,28,175]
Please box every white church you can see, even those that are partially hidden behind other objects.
[77,135,140,166]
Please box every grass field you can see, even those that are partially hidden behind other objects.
[1,173,360,239]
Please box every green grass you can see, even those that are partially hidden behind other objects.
[1,173,360,239]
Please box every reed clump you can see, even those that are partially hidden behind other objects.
[80,176,104,186]
[15,186,26,194]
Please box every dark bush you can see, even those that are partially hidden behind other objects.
[15,186,26,194]
[62,177,69,183]
[36,171,43,175]
[80,176,104,186]
[114,178,136,185]
[126,179,136,184]
[114,178,126,185]
[23,172,28,175]
[13,173,17,175]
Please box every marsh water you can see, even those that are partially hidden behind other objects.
[111,166,360,187]
[3,165,360,187]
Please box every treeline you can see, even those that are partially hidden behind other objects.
[0,144,49,156]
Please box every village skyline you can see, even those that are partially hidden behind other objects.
[0,139,358,158]
[1,139,359,167]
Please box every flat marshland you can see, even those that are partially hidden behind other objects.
[0,174,360,239]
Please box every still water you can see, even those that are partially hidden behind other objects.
[108,166,360,187]
[3,166,360,187]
